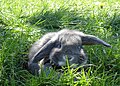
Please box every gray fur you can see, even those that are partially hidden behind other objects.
[28,29,111,75]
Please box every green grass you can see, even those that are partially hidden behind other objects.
[0,0,120,86]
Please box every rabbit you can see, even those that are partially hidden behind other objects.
[28,29,111,75]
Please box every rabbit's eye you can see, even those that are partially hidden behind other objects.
[55,42,62,48]
[57,44,61,48]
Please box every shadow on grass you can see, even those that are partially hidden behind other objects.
[28,7,120,38]
[27,7,88,30]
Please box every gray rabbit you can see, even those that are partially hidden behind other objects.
[28,29,111,75]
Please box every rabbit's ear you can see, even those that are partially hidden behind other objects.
[29,36,58,64]
[81,34,111,47]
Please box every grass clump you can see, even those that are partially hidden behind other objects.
[0,0,120,86]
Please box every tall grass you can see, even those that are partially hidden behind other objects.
[0,0,120,86]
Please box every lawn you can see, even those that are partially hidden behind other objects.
[0,0,120,86]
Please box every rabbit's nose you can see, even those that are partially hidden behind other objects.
[63,55,74,61]
[63,55,66,61]
[69,56,75,61]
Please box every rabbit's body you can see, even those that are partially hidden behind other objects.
[28,29,111,75]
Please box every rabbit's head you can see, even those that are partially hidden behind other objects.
[49,30,87,67]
